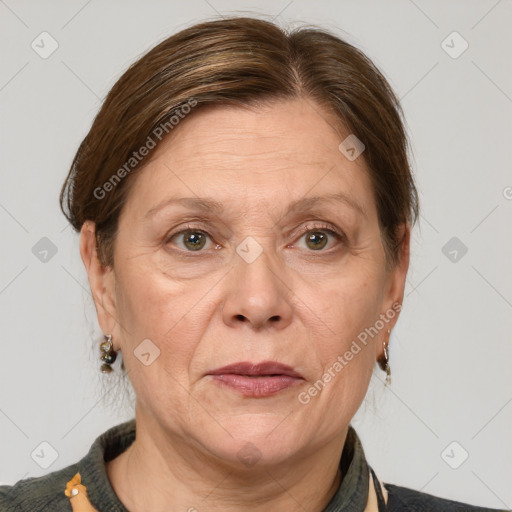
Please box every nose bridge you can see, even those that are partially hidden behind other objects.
[222,235,293,330]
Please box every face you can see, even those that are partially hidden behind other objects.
[82,98,409,468]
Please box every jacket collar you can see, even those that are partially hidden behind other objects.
[322,424,371,511]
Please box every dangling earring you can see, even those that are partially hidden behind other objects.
[377,329,391,385]
[99,334,117,373]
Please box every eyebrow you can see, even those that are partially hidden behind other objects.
[287,193,367,218]
[145,192,367,219]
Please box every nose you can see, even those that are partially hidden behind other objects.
[221,245,293,331]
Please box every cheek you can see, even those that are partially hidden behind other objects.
[318,265,384,341]
[304,264,384,403]
[112,266,207,419]
[115,242,211,327]
[113,258,208,375]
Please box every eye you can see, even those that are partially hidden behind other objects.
[165,223,344,254]
[294,223,344,251]
[166,227,215,252]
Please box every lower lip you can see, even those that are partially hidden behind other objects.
[210,374,302,397]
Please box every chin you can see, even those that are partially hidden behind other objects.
[202,415,302,468]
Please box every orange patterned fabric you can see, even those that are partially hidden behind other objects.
[64,472,99,512]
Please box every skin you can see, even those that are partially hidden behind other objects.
[80,98,409,512]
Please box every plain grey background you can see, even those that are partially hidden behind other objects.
[1,0,511,509]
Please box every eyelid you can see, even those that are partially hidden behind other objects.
[294,222,344,238]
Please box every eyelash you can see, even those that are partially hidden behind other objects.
[165,223,345,253]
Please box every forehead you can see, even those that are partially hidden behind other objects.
[124,99,377,221]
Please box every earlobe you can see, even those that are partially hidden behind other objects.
[79,221,118,334]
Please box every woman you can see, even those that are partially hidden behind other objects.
[0,16,506,512]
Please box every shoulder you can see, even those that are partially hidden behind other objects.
[0,419,136,512]
[0,463,78,512]
[385,482,509,511]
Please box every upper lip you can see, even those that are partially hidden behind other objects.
[208,361,304,379]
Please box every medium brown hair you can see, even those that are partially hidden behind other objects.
[60,16,418,267]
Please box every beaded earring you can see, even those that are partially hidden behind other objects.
[99,334,117,373]
[377,329,391,385]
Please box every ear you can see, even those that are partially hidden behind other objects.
[375,223,410,357]
[79,221,119,344]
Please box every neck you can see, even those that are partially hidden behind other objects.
[106,414,348,512]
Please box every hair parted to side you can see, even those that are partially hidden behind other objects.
[60,15,418,269]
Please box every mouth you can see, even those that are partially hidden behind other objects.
[207,361,304,398]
